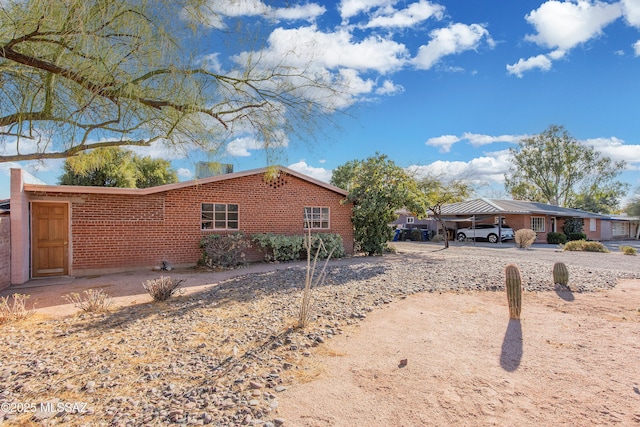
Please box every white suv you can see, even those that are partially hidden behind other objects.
[456,224,514,243]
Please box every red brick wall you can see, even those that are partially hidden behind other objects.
[33,172,353,275]
[0,217,10,290]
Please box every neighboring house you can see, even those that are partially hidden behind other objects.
[9,166,354,285]
[437,198,638,243]
[390,209,436,240]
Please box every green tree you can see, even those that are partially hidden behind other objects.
[625,189,640,217]
[0,0,342,162]
[417,176,472,249]
[331,153,423,256]
[505,125,629,213]
[59,147,177,188]
[133,156,178,189]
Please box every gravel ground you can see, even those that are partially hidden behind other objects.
[1,244,639,426]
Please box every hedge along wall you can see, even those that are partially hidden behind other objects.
[0,217,10,290]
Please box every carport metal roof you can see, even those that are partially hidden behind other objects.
[438,198,609,218]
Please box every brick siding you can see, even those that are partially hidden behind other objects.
[31,172,353,275]
[0,217,10,290]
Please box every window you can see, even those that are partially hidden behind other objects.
[530,216,545,232]
[612,221,628,236]
[202,203,239,230]
[589,218,597,232]
[406,217,415,224]
[304,207,329,229]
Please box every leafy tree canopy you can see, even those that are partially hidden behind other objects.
[0,0,343,163]
[417,175,472,248]
[331,153,423,256]
[59,147,177,188]
[625,189,640,217]
[504,125,629,213]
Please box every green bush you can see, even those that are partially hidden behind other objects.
[200,232,251,268]
[252,233,305,262]
[563,217,584,235]
[410,228,423,241]
[620,245,637,256]
[253,233,345,262]
[567,232,587,241]
[563,240,609,253]
[307,233,345,259]
[547,232,567,245]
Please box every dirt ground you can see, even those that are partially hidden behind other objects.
[278,280,640,426]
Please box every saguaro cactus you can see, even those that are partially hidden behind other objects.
[553,262,569,287]
[505,264,522,320]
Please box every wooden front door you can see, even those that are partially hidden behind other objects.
[32,202,69,277]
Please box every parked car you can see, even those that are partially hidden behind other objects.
[456,224,515,243]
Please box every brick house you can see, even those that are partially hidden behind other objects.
[437,198,637,242]
[9,166,354,285]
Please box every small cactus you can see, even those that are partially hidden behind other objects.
[505,264,522,320]
[553,262,569,287]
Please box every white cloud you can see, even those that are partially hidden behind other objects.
[177,168,193,180]
[425,135,460,153]
[196,0,325,28]
[621,0,640,27]
[262,26,409,73]
[339,0,390,20]
[524,0,622,51]
[413,23,493,70]
[409,150,513,184]
[288,161,332,182]
[508,1,625,77]
[363,0,444,29]
[634,40,640,56]
[461,132,528,147]
[274,3,326,21]
[582,137,640,165]
[225,137,266,157]
[375,79,404,95]
[506,54,553,77]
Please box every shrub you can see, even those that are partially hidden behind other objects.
[547,232,567,245]
[252,233,304,262]
[63,289,113,313]
[200,232,251,269]
[563,217,584,235]
[563,240,609,253]
[410,228,423,241]
[431,233,445,242]
[620,245,637,256]
[514,228,537,249]
[567,232,587,241]
[307,233,345,259]
[143,276,186,301]
[0,294,35,324]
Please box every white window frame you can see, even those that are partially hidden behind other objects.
[202,203,239,230]
[589,218,597,232]
[406,217,415,224]
[304,207,330,229]
[530,216,545,232]
[612,221,628,236]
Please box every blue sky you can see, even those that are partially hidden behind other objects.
[2,0,640,203]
